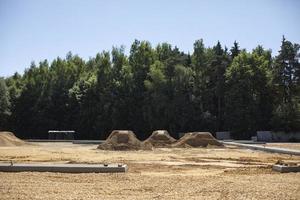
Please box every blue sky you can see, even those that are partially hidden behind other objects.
[0,0,299,77]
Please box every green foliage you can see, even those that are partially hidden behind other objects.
[3,38,300,139]
[225,50,273,138]
[271,36,300,131]
[230,41,241,59]
[0,77,11,130]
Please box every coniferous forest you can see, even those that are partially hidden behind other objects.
[0,37,299,139]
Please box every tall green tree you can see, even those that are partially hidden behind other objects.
[144,60,168,130]
[12,61,52,138]
[129,40,154,136]
[225,50,272,138]
[230,41,241,59]
[271,36,300,131]
[110,46,133,131]
[191,39,215,130]
[0,77,10,130]
[196,42,229,131]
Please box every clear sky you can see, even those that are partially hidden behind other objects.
[0,0,299,77]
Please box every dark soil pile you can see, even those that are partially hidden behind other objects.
[0,131,27,147]
[98,130,148,150]
[143,130,177,147]
[172,132,223,148]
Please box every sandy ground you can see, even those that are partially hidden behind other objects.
[0,142,300,199]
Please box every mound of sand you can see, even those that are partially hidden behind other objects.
[98,130,148,150]
[0,131,26,147]
[172,132,223,148]
[143,130,177,147]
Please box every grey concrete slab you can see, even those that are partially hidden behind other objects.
[222,141,300,156]
[272,164,300,173]
[0,163,127,173]
[223,140,266,144]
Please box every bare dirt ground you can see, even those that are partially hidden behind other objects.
[0,142,300,199]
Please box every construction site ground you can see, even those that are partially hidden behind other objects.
[0,142,299,200]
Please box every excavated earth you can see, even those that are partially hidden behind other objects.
[0,142,300,199]
[143,130,177,147]
[0,131,27,147]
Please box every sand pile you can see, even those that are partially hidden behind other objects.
[98,130,147,150]
[0,131,26,147]
[172,132,223,148]
[143,130,177,147]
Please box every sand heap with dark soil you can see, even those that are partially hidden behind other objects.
[0,131,27,147]
[98,130,148,150]
[172,132,223,148]
[143,130,177,147]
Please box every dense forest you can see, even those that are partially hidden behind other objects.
[0,37,299,139]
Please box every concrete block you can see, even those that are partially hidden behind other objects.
[257,131,272,142]
[216,131,231,140]
[272,164,300,173]
[251,136,257,142]
[0,163,128,173]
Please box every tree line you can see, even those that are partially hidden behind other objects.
[0,37,299,139]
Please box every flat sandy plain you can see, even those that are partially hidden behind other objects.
[0,142,300,200]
